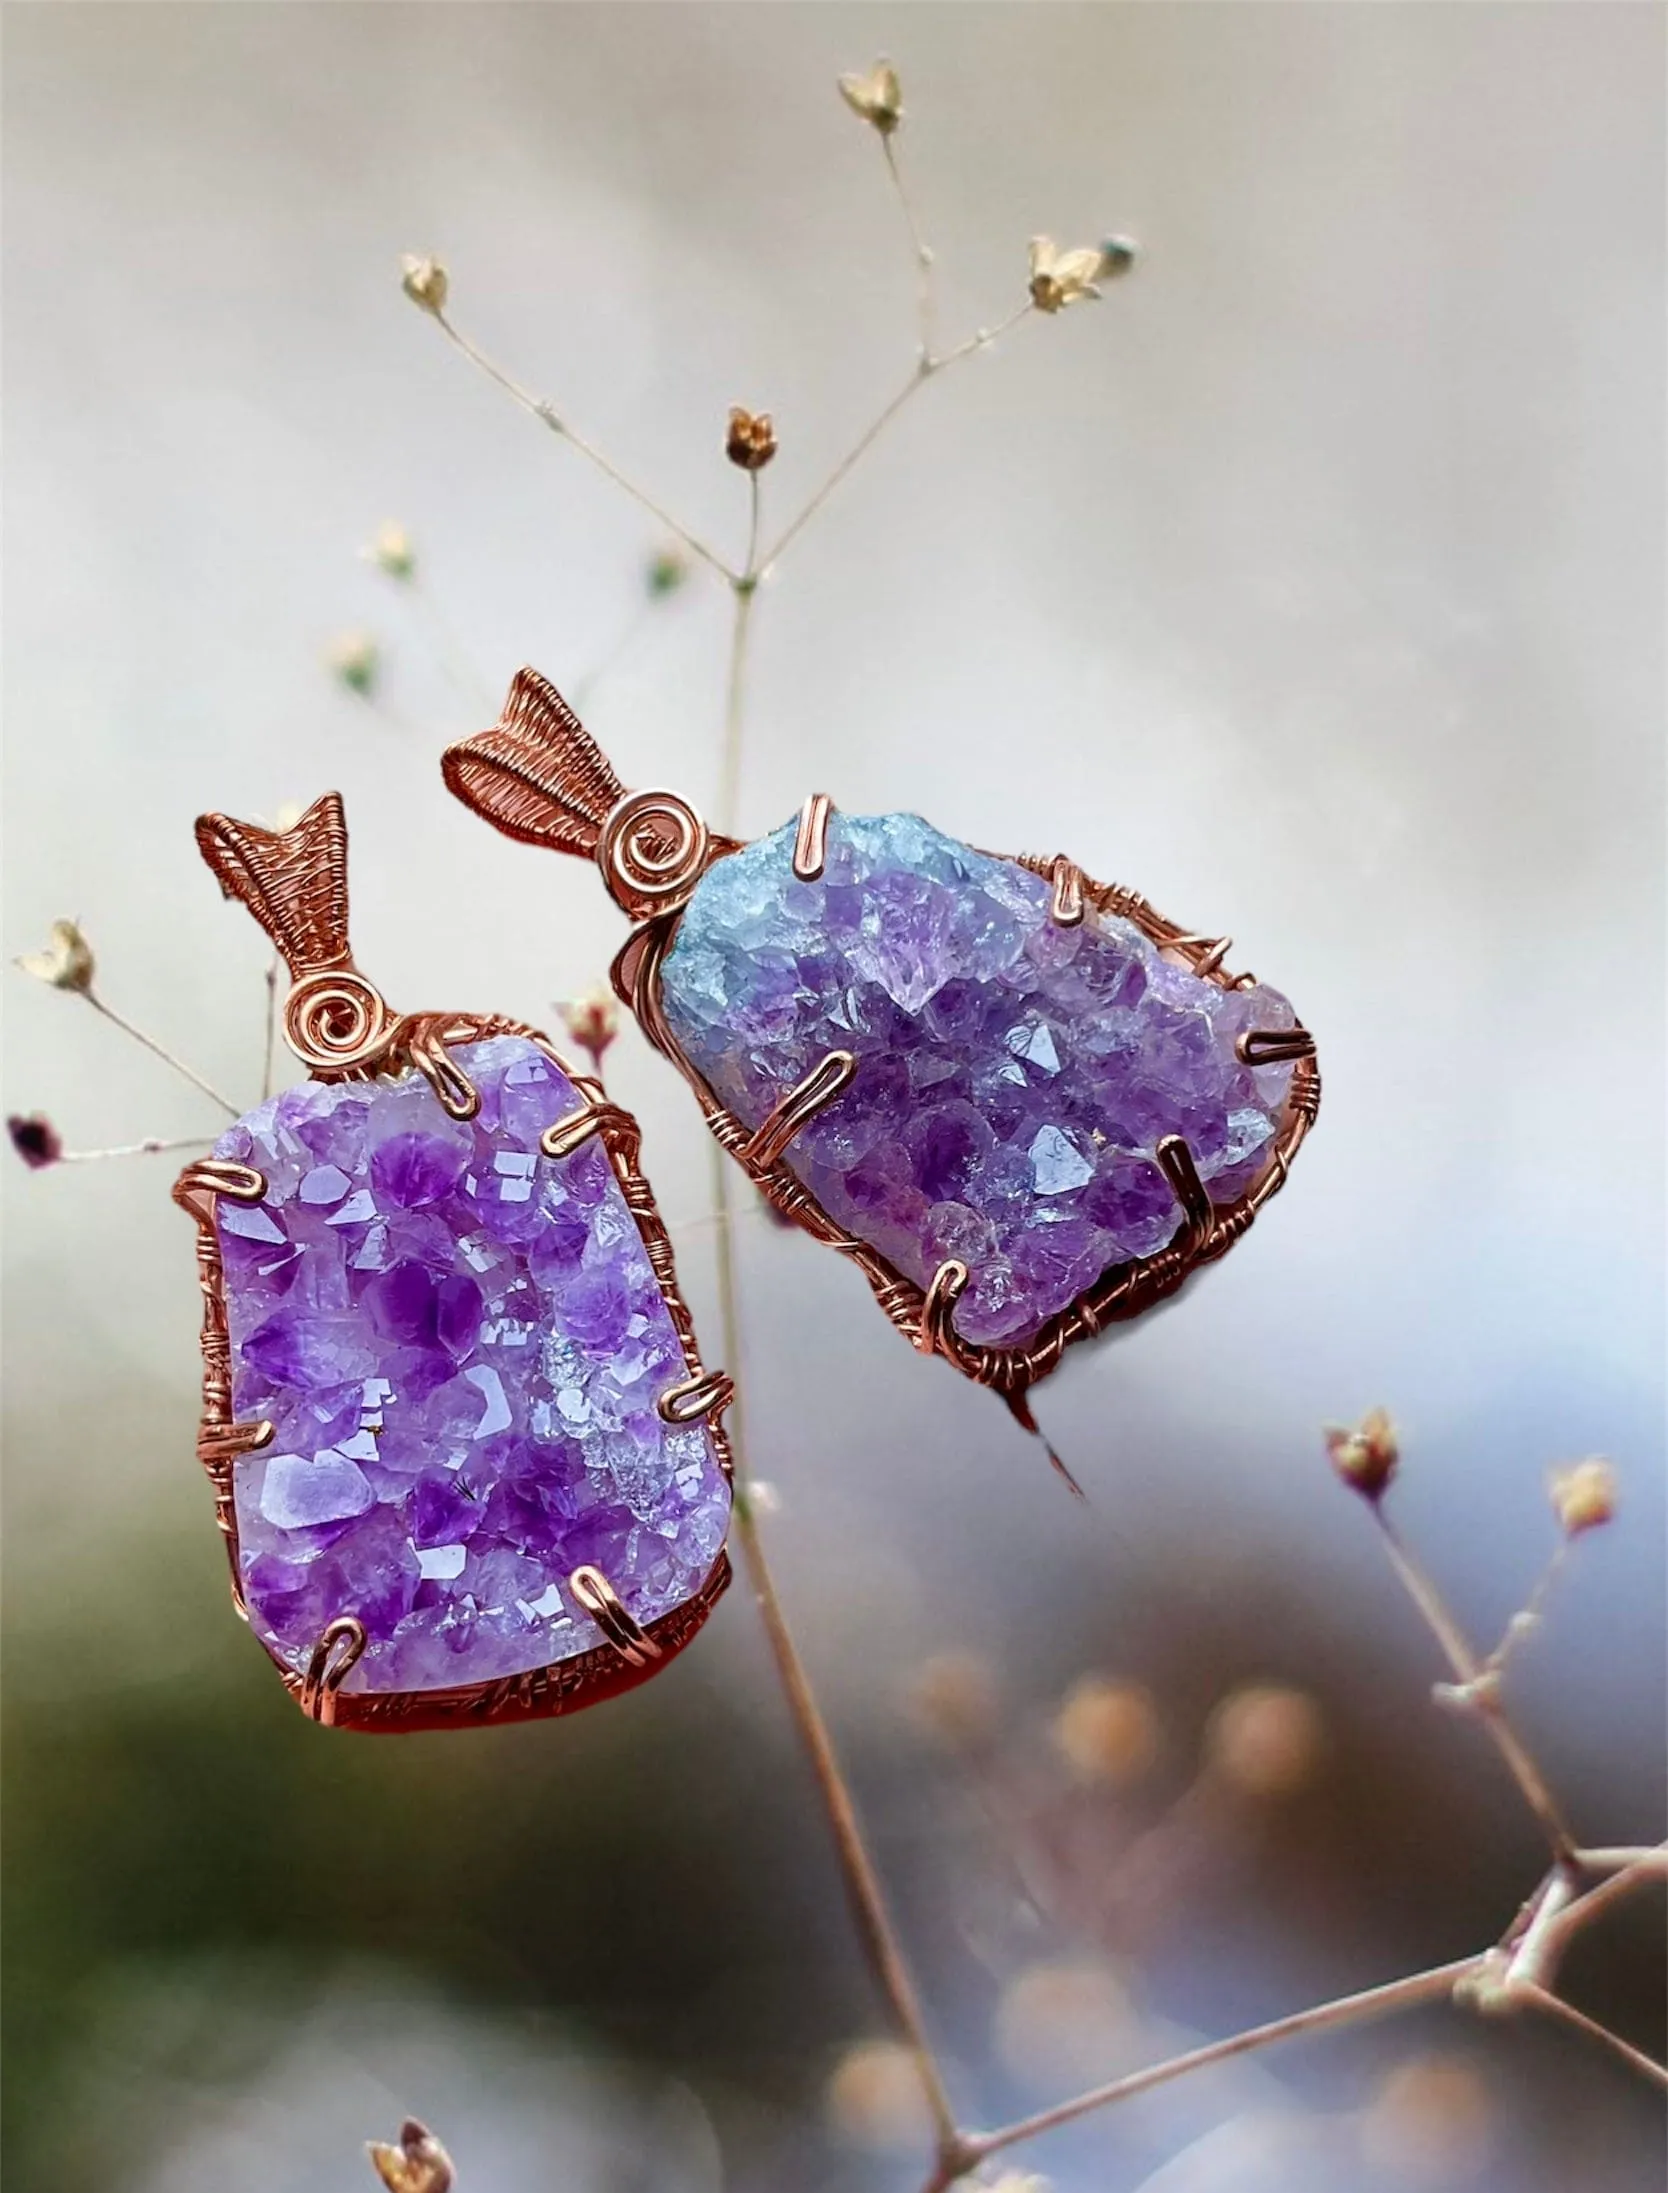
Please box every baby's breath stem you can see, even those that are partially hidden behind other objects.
[83,992,240,1118]
[60,1135,213,1163]
[430,309,734,580]
[1373,1510,1579,1862]
[261,957,281,1103]
[950,1957,1482,2183]
[881,133,935,364]
[760,305,1033,576]
[1515,1984,1668,2088]
[707,550,961,2158]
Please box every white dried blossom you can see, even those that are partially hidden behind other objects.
[1028,236,1134,313]
[15,918,95,995]
[399,254,449,315]
[837,60,902,136]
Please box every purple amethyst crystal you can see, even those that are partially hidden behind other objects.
[659,814,1301,1348]
[212,1036,730,1694]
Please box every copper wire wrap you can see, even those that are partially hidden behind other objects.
[568,1565,663,1666]
[739,1048,857,1169]
[443,676,1321,1414]
[1236,1027,1317,1067]
[596,789,712,918]
[1048,857,1086,928]
[792,793,834,881]
[301,1616,367,1724]
[176,789,734,1732]
[657,1368,737,1426]
[916,1258,971,1361]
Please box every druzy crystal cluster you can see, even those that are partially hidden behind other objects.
[660,814,1299,1349]
[212,1036,729,1693]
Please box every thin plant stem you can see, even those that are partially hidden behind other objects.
[430,309,734,580]
[59,1135,213,1163]
[1518,1983,1668,2089]
[759,304,1033,576]
[706,479,963,2156]
[84,992,240,1117]
[881,133,935,363]
[1373,1507,1579,1862]
[945,1957,1482,2186]
[1482,1540,1569,1678]
[262,957,282,1102]
[717,474,763,832]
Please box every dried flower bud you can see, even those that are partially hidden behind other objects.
[646,545,690,598]
[837,60,903,136]
[15,918,96,995]
[906,1650,999,1751]
[1547,1456,1617,1537]
[1028,236,1116,314]
[826,2039,933,2152]
[726,407,777,471]
[558,987,619,1072]
[1050,1675,1160,1787]
[8,1112,63,1170]
[1324,1406,1399,1500]
[1362,2055,1496,2187]
[400,255,449,315]
[367,520,415,581]
[327,631,380,697]
[367,2119,454,2193]
[1206,1683,1323,1799]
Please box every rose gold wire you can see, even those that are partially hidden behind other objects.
[739,1048,857,1169]
[916,1258,971,1361]
[301,1616,368,1725]
[1236,1027,1317,1067]
[175,798,734,1732]
[1047,857,1085,928]
[792,793,834,881]
[569,1565,664,1666]
[657,1367,737,1425]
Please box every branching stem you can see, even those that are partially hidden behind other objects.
[84,992,240,1118]
[430,308,734,580]
[1373,1506,1579,1862]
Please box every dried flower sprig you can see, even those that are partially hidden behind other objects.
[367,2118,453,2193]
[14,918,239,1117]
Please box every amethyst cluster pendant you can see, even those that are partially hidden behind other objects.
[444,669,1320,1429]
[175,793,731,1730]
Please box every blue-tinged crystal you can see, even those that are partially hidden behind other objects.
[660,814,1298,1347]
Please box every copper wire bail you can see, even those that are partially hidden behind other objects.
[194,793,398,1076]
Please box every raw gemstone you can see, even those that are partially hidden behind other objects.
[660,813,1301,1348]
[212,1037,730,1693]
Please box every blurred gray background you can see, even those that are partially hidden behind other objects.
[5,6,1663,2191]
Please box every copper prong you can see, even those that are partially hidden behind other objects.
[173,1158,267,1220]
[1235,1027,1316,1067]
[569,1564,662,1666]
[917,1258,970,1358]
[657,1368,736,1426]
[792,793,834,882]
[199,1418,274,1468]
[740,1048,857,1170]
[1156,1134,1214,1255]
[408,1025,480,1121]
[1048,857,1085,928]
[542,1103,604,1161]
[300,1615,367,1725]
[1192,936,1232,978]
